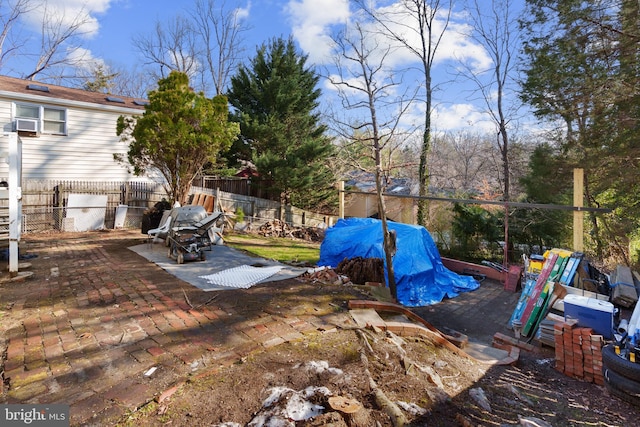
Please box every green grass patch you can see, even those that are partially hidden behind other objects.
[224,232,320,265]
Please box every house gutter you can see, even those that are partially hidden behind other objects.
[0,90,144,115]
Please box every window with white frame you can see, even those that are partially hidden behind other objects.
[14,103,67,135]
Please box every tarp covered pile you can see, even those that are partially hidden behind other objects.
[318,218,479,307]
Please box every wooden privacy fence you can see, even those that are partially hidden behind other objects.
[189,186,337,229]
[21,180,167,233]
[197,176,278,201]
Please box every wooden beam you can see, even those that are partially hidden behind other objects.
[339,180,345,219]
[573,168,584,252]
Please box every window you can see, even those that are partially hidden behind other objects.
[14,103,67,135]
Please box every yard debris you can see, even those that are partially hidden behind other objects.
[518,416,554,427]
[256,219,324,242]
[328,396,362,414]
[301,266,351,285]
[336,256,385,285]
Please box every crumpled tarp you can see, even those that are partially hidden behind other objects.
[318,218,479,307]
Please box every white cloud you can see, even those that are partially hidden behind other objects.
[433,103,496,133]
[286,1,492,72]
[235,1,251,20]
[21,0,113,39]
[365,2,491,70]
[285,0,351,64]
[66,46,106,71]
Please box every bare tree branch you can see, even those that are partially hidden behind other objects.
[23,2,94,80]
[132,15,199,84]
[189,0,250,95]
[0,0,34,70]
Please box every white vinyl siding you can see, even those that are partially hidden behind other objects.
[0,96,154,182]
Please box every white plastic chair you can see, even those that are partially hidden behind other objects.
[147,216,172,244]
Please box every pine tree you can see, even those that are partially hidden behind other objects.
[227,37,336,213]
[520,0,640,263]
[116,71,239,204]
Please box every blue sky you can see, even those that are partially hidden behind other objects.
[5,0,530,134]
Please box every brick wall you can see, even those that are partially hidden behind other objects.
[554,320,604,385]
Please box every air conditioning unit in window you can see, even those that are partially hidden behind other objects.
[15,118,38,133]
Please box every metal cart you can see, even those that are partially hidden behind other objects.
[166,211,225,264]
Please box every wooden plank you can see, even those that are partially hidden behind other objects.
[441,257,506,282]
[523,281,553,337]
[203,195,214,213]
[518,252,559,328]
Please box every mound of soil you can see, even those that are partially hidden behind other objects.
[122,301,640,426]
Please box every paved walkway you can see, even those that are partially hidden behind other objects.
[0,230,521,426]
[0,231,352,426]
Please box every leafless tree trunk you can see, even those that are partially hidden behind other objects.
[463,0,521,202]
[189,0,249,95]
[461,0,522,264]
[328,23,418,299]
[358,0,453,227]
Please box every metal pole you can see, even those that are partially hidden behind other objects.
[7,132,22,277]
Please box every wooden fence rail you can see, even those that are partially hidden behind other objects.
[18,180,336,234]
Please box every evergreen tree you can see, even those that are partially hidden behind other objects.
[116,71,239,204]
[511,144,573,249]
[227,37,336,213]
[520,0,640,263]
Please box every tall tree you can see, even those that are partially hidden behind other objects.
[25,3,95,80]
[227,37,336,214]
[133,1,249,97]
[189,0,249,95]
[463,0,521,203]
[116,71,240,204]
[462,0,522,265]
[328,22,419,298]
[358,0,453,226]
[132,16,199,83]
[520,0,640,264]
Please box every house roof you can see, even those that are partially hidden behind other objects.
[344,170,416,196]
[0,75,147,111]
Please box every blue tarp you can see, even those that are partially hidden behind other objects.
[318,218,479,307]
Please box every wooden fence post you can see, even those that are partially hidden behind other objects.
[573,168,584,252]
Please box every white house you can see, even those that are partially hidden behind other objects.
[0,75,148,181]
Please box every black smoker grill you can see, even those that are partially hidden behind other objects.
[166,211,225,264]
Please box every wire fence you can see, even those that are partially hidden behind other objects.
[20,180,167,233]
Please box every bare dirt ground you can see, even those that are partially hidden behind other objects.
[2,231,640,426]
[117,238,640,427]
[120,306,640,427]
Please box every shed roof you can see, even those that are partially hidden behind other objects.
[344,170,416,196]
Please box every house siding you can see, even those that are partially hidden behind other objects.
[0,75,153,182]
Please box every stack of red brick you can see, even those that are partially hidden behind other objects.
[554,320,604,385]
